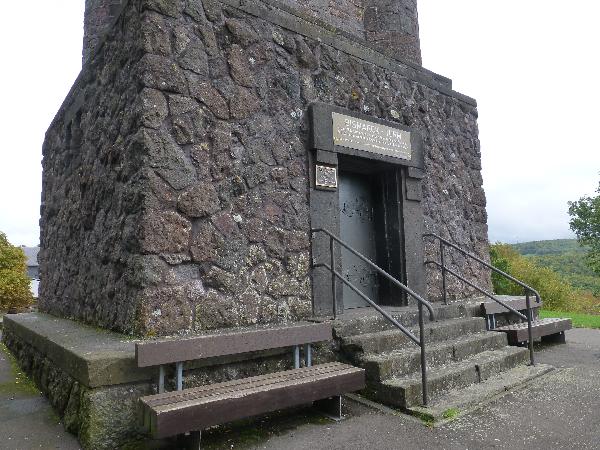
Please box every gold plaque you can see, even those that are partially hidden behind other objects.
[332,112,411,160]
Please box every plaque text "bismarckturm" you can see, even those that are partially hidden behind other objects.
[332,112,411,160]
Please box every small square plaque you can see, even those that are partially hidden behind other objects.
[315,165,337,189]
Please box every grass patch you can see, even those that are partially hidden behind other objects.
[412,410,435,427]
[0,341,40,396]
[442,408,460,420]
[540,310,600,329]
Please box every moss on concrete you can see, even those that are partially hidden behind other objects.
[442,407,460,420]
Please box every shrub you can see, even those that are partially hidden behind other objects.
[0,232,34,311]
[489,243,599,313]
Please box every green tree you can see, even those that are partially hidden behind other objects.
[568,182,600,275]
[489,245,514,294]
[489,243,575,311]
[0,232,34,311]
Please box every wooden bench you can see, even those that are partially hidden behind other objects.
[481,298,572,345]
[136,322,365,448]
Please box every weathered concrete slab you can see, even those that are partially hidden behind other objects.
[408,363,554,423]
[3,312,153,388]
[3,312,296,389]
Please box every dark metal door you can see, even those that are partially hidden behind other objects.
[339,172,379,309]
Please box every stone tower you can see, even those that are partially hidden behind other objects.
[83,0,123,64]
[37,0,489,337]
[83,0,421,65]
[5,2,492,447]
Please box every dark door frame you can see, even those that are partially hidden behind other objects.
[308,102,426,316]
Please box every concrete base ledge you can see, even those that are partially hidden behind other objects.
[1,312,324,449]
[3,313,295,389]
[3,312,152,388]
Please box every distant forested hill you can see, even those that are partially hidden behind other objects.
[510,239,599,295]
[512,239,587,256]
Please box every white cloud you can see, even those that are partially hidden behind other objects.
[419,0,600,242]
[0,2,84,246]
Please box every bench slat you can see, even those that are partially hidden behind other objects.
[136,322,332,367]
[482,298,543,315]
[494,318,572,344]
[143,362,344,408]
[141,362,365,438]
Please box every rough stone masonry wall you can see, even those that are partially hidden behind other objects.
[40,0,489,337]
[40,4,146,333]
[83,0,124,64]
[277,0,422,65]
[85,1,421,68]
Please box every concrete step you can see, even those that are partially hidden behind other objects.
[340,317,487,355]
[360,331,508,381]
[333,302,481,337]
[366,345,530,409]
[408,363,554,424]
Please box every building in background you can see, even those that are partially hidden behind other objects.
[21,245,39,298]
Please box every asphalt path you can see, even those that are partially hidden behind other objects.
[256,328,600,450]
[0,333,80,450]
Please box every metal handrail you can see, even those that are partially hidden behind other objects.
[424,233,538,365]
[312,227,435,406]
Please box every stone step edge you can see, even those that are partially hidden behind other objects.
[333,307,483,338]
[359,332,508,382]
[381,346,529,389]
[406,363,555,425]
[366,346,529,409]
[340,316,486,346]
[359,331,507,365]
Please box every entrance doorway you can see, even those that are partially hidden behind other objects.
[339,172,379,309]
[338,165,406,310]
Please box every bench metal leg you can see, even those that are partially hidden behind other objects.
[314,395,342,421]
[294,345,300,369]
[176,361,184,391]
[158,365,165,394]
[187,431,201,450]
[177,431,201,450]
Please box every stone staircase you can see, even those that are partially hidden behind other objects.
[333,303,551,418]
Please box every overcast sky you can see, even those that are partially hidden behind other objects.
[0,1,598,246]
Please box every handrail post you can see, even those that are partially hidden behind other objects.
[418,302,428,406]
[525,291,535,366]
[330,235,337,320]
[440,240,448,305]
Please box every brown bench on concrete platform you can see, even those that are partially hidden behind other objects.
[135,322,365,449]
[482,298,571,345]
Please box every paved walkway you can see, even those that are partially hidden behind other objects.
[0,328,599,449]
[0,333,80,450]
[255,328,600,450]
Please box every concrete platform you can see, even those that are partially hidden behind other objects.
[0,312,315,449]
[3,312,152,388]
